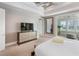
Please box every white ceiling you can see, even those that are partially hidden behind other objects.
[35,2,66,9]
[0,2,44,16]
[45,2,79,17]
[0,2,79,17]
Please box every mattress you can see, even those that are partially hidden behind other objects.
[35,38,79,56]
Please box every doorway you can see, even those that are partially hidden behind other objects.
[45,17,54,34]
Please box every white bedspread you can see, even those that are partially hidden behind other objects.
[35,38,79,56]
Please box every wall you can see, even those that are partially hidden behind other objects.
[54,17,58,36]
[5,8,41,43]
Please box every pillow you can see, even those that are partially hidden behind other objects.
[52,36,64,44]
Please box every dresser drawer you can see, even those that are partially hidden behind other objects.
[17,32,37,45]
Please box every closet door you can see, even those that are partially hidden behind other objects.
[0,8,5,51]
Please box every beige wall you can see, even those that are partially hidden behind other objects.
[53,17,58,36]
[5,8,40,43]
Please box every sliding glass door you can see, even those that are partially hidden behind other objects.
[57,14,79,39]
[58,19,67,36]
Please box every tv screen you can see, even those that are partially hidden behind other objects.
[21,23,33,32]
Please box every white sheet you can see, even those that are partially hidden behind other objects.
[35,38,79,56]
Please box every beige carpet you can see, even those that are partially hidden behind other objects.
[37,34,54,45]
[0,34,54,56]
[0,40,37,56]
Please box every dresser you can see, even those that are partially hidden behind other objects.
[17,32,37,45]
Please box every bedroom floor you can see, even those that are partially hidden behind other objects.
[0,34,54,56]
[37,34,54,45]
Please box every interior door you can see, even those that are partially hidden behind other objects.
[0,8,5,51]
[38,19,43,36]
[37,18,45,37]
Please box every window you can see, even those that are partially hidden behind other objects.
[57,14,79,37]
[67,20,75,32]
[60,20,66,31]
[77,20,79,32]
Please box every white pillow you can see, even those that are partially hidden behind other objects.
[52,36,64,44]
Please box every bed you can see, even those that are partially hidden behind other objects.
[35,37,79,56]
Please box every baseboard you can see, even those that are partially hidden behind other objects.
[6,41,17,47]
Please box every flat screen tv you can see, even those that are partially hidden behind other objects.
[21,23,33,32]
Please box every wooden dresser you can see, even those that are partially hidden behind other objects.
[17,32,37,45]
